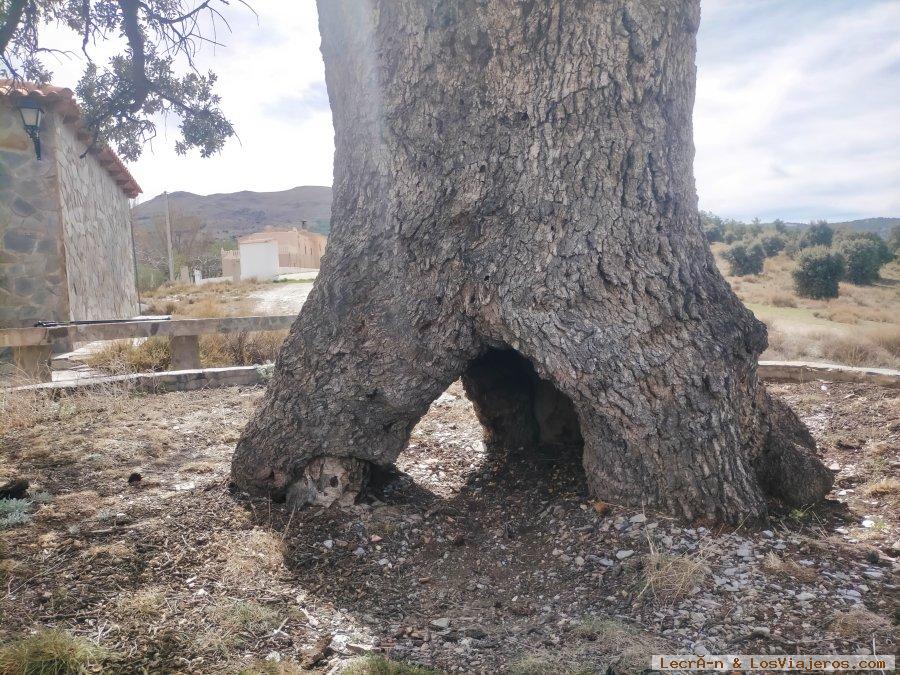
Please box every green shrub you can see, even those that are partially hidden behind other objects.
[889,224,900,253]
[839,238,884,285]
[758,233,786,257]
[702,222,723,243]
[773,218,787,233]
[723,241,765,276]
[792,247,844,299]
[837,231,893,265]
[798,221,833,249]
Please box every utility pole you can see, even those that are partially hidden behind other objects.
[163,191,175,282]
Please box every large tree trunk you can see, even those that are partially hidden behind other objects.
[231,0,833,523]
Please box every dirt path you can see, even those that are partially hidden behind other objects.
[0,381,896,673]
[249,281,315,315]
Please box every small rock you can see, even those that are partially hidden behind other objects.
[616,550,634,560]
[796,591,815,601]
[750,626,771,638]
[353,547,366,557]
[629,514,647,524]
[430,618,450,630]
[323,539,334,549]
[574,556,585,567]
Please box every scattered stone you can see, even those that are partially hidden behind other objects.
[629,514,647,523]
[750,627,771,638]
[431,618,450,630]
[616,550,634,560]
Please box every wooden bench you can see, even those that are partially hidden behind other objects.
[0,315,296,383]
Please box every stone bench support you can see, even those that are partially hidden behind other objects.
[2,315,295,383]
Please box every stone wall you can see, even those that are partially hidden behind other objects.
[0,100,69,328]
[55,120,138,321]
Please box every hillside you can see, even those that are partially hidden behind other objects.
[132,186,333,239]
[784,217,899,237]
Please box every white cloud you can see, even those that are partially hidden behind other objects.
[695,0,900,221]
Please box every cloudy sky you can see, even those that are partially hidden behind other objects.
[42,0,900,222]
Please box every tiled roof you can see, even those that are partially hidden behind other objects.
[0,79,141,198]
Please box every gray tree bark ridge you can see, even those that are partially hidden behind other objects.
[231,0,833,523]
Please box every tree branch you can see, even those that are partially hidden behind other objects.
[116,0,149,112]
[0,0,28,55]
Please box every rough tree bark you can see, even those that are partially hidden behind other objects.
[231,0,833,523]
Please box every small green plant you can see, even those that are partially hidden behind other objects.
[0,499,33,530]
[789,505,813,523]
[792,247,844,299]
[723,241,765,276]
[0,630,108,675]
[0,499,30,516]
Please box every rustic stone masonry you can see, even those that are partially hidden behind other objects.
[0,100,70,329]
[0,86,140,342]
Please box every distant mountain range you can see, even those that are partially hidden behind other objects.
[132,186,333,240]
[133,187,898,243]
[825,217,898,238]
[783,217,898,238]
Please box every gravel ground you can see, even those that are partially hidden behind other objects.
[249,281,316,315]
[0,380,896,673]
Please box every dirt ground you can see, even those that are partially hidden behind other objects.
[0,380,897,673]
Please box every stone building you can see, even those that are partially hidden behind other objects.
[0,81,141,334]
[221,225,327,281]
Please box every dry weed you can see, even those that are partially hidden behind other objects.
[342,655,439,675]
[87,337,170,373]
[760,552,817,582]
[829,606,890,638]
[769,294,796,308]
[862,477,900,499]
[220,529,286,582]
[114,586,170,623]
[638,543,710,604]
[0,630,108,674]
[570,618,671,673]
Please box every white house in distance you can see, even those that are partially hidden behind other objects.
[238,239,280,281]
[221,225,327,281]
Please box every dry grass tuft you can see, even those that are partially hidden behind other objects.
[221,529,286,582]
[829,606,890,638]
[86,331,286,374]
[862,477,900,499]
[342,655,439,675]
[234,659,312,675]
[0,388,57,437]
[87,337,171,374]
[761,552,817,582]
[114,587,169,623]
[200,330,287,368]
[0,629,108,675]
[213,600,282,634]
[638,545,710,604]
[769,293,797,308]
[569,618,671,673]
